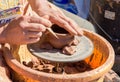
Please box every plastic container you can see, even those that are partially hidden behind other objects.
[53,0,70,4]
[53,0,78,14]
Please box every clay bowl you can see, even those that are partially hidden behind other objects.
[3,29,115,82]
[47,32,74,49]
[40,24,75,49]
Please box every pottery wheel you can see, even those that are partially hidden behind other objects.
[28,36,94,63]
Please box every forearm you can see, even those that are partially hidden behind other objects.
[28,0,48,11]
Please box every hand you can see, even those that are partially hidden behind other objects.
[29,1,83,36]
[1,16,52,45]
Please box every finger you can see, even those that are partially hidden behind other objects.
[66,18,83,36]
[25,31,42,38]
[24,23,46,32]
[17,37,40,45]
[60,16,83,36]
[49,16,77,35]
[25,37,40,44]
[28,16,52,27]
[69,21,83,36]
[42,15,50,19]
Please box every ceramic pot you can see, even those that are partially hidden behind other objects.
[40,24,75,49]
[3,29,115,82]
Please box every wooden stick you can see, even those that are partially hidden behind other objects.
[47,28,59,39]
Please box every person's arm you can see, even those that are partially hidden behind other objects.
[28,0,83,36]
[28,0,48,12]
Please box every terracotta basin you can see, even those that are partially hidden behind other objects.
[3,29,115,82]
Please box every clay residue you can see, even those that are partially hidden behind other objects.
[23,48,107,74]
[23,59,92,74]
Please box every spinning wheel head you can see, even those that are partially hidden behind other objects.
[28,36,94,63]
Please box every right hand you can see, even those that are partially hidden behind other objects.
[29,0,83,36]
[1,16,52,45]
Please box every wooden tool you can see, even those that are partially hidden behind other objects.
[46,28,59,39]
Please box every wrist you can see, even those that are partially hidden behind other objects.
[28,0,48,11]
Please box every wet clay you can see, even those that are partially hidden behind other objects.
[38,24,79,55]
[23,59,92,74]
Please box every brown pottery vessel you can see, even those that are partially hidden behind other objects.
[3,29,115,82]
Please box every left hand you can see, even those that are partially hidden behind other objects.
[1,16,51,45]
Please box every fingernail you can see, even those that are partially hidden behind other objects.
[71,31,77,35]
[78,28,84,36]
[48,21,52,27]
[78,30,83,36]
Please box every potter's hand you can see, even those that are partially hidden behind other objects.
[1,16,52,45]
[28,0,83,36]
